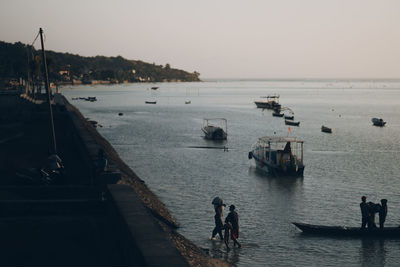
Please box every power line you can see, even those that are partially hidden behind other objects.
[31,31,40,46]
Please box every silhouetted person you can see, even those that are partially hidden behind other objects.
[379,199,388,229]
[283,141,291,153]
[367,201,378,229]
[224,205,241,250]
[360,196,368,229]
[211,203,225,240]
[96,149,108,173]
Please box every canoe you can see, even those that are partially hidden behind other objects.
[293,222,400,237]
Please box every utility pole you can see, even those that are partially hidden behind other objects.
[39,28,57,154]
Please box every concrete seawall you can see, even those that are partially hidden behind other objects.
[0,92,201,267]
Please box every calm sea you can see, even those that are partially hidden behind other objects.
[63,80,400,267]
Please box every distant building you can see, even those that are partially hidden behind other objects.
[59,70,71,81]
[59,70,69,76]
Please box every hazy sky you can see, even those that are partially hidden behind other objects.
[1,0,400,79]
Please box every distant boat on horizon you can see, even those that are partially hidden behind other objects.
[254,95,281,109]
[284,115,294,120]
[285,120,300,126]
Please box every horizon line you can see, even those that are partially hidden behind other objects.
[200,77,400,82]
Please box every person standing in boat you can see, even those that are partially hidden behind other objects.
[211,197,225,240]
[224,204,241,250]
[367,201,379,228]
[360,196,369,229]
[378,199,388,229]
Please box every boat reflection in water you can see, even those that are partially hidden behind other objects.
[248,136,304,176]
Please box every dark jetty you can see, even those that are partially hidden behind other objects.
[0,91,227,267]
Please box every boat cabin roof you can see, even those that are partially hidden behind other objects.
[257,136,303,144]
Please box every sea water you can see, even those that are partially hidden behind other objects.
[63,80,400,266]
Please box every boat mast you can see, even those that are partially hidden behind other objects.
[39,28,57,154]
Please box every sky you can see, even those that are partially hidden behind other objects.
[1,0,400,79]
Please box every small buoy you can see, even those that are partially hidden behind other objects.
[118,113,123,116]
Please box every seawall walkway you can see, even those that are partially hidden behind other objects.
[0,92,192,267]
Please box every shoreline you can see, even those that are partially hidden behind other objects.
[65,97,229,266]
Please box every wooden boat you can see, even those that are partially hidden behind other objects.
[145,101,157,104]
[372,118,386,127]
[202,118,227,140]
[248,136,305,176]
[185,100,191,104]
[285,120,300,126]
[321,125,332,133]
[254,95,281,109]
[151,86,159,90]
[272,112,284,117]
[284,115,294,120]
[293,222,400,237]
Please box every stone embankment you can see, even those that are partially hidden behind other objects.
[0,91,229,267]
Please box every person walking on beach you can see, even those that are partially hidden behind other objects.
[211,197,225,240]
[379,199,388,229]
[360,196,369,229]
[224,204,241,250]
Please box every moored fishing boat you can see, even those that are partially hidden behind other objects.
[272,112,284,117]
[284,115,294,120]
[285,120,300,126]
[248,136,304,176]
[293,222,400,237]
[372,118,386,127]
[321,125,332,133]
[254,95,281,109]
[202,118,227,140]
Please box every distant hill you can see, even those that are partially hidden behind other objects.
[0,40,200,84]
